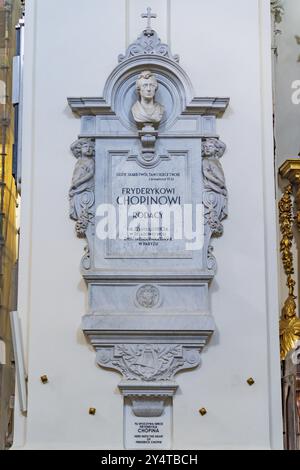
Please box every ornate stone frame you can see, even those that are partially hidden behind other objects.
[68,21,230,448]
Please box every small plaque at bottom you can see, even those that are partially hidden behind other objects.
[124,397,172,450]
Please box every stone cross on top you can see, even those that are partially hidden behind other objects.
[142,7,157,32]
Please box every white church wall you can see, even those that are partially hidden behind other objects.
[13,0,282,449]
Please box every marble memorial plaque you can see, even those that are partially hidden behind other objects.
[93,138,205,272]
[107,151,189,258]
[68,9,229,451]
[124,398,172,450]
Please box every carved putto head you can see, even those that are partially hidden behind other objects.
[202,138,226,159]
[71,138,95,159]
[282,295,297,320]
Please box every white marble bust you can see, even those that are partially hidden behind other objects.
[131,71,165,127]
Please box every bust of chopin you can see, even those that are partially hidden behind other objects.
[131,71,165,127]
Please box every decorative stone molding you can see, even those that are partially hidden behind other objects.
[119,29,179,64]
[81,245,91,271]
[127,144,170,169]
[119,381,178,419]
[96,344,202,382]
[118,381,178,399]
[131,398,165,418]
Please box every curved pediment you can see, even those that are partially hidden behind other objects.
[68,28,229,126]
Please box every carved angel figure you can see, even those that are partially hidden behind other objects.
[69,138,95,237]
[132,70,164,127]
[202,138,227,197]
[280,295,300,360]
[202,138,228,235]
